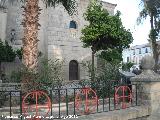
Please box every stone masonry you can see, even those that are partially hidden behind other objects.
[0,8,7,42]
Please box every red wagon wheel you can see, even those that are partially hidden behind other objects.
[75,87,98,115]
[115,86,132,109]
[22,90,51,120]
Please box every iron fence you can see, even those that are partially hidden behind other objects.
[0,81,141,120]
[48,83,139,119]
[0,90,22,120]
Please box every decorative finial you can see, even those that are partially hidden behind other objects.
[141,55,155,70]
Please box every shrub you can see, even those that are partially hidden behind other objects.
[81,58,121,98]
[10,58,64,91]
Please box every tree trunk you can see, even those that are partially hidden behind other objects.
[0,62,1,80]
[21,0,41,91]
[91,50,95,81]
[22,0,41,72]
[150,15,159,72]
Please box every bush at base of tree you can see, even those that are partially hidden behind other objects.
[80,58,121,98]
[0,39,16,80]
[10,58,64,91]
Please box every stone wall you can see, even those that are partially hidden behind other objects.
[1,59,22,78]
[0,8,7,41]
[76,106,149,120]
[6,2,23,47]
[45,0,92,80]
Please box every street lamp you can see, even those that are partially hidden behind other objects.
[10,29,16,44]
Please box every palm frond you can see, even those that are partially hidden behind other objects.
[44,0,76,15]
[0,0,7,8]
[137,8,148,25]
[140,8,148,18]
[0,0,25,8]
[137,0,160,24]
[0,0,76,15]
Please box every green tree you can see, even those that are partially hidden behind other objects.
[0,39,16,79]
[99,49,123,64]
[137,0,160,71]
[81,0,133,81]
[122,62,134,71]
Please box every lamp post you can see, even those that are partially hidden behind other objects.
[10,29,16,44]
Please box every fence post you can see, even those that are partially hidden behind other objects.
[9,91,12,120]
[131,56,160,120]
[20,91,22,120]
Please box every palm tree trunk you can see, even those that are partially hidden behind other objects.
[21,0,41,91]
[22,0,41,72]
[150,15,158,72]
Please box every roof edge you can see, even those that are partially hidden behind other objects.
[101,1,117,7]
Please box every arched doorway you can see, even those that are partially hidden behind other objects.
[69,60,79,80]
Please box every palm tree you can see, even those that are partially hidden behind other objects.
[137,0,160,71]
[0,0,76,72]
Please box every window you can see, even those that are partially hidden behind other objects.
[133,56,135,63]
[69,60,79,80]
[145,48,148,53]
[127,57,129,62]
[69,21,77,29]
[133,50,135,55]
[139,48,141,54]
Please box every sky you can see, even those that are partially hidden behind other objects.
[103,0,150,46]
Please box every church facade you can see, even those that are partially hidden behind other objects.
[0,0,116,81]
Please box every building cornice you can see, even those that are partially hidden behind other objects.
[101,1,117,7]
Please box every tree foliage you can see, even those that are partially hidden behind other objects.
[37,58,64,88]
[122,62,134,71]
[16,48,22,60]
[0,40,16,63]
[10,58,64,90]
[81,0,133,61]
[81,59,120,98]
[99,49,122,64]
[0,39,16,79]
